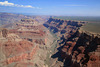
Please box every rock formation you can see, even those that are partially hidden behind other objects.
[0,18,55,67]
[0,17,99,67]
[44,18,100,67]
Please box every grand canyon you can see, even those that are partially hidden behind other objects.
[0,13,100,67]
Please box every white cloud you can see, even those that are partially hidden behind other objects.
[65,5,87,6]
[0,1,41,9]
[0,1,14,6]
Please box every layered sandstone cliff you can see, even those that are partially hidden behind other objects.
[60,30,100,67]
[0,18,55,67]
[44,18,100,67]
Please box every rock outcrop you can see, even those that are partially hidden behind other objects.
[0,28,8,38]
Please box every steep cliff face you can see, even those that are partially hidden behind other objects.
[43,18,85,67]
[44,18,100,67]
[44,18,85,38]
[60,30,100,67]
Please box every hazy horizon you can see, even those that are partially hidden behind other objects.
[1,12,100,17]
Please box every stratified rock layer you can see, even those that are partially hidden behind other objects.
[45,18,100,67]
[0,18,55,67]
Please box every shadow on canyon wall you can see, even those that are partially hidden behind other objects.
[51,31,100,67]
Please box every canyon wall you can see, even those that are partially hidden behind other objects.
[0,18,55,67]
[60,30,100,67]
[44,18,100,67]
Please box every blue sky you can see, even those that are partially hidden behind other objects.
[0,0,100,16]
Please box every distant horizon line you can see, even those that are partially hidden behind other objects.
[0,12,100,17]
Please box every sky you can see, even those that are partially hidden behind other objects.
[0,0,100,16]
